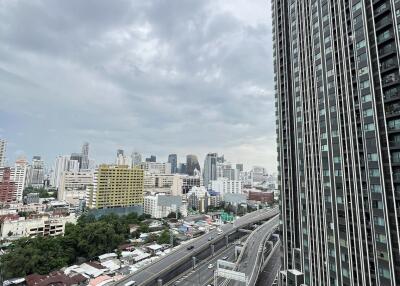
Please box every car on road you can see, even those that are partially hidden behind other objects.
[124,281,136,286]
[208,236,213,241]
[187,245,194,250]
[208,263,214,269]
[222,256,228,260]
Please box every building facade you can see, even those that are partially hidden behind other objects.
[273,0,400,285]
[171,174,201,196]
[186,155,200,176]
[27,156,45,188]
[0,214,76,241]
[203,153,218,188]
[143,193,184,218]
[139,162,171,175]
[11,158,28,202]
[0,167,17,203]
[0,139,5,167]
[86,165,144,209]
[58,171,93,204]
[168,154,178,174]
[210,177,243,197]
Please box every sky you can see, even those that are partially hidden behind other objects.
[0,0,276,172]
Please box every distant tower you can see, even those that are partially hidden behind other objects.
[168,154,178,173]
[132,152,142,167]
[0,139,6,167]
[81,142,90,170]
[203,153,217,188]
[186,155,200,176]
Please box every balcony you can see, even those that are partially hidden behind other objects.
[379,43,397,58]
[375,17,392,31]
[382,73,400,88]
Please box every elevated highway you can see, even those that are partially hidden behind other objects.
[115,207,279,286]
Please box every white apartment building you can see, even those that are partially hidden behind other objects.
[0,214,77,241]
[210,177,243,197]
[139,162,171,175]
[0,139,5,167]
[58,171,93,204]
[144,193,186,218]
[10,158,28,202]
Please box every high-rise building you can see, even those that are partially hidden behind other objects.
[168,154,178,173]
[52,155,71,188]
[273,0,400,285]
[27,156,45,188]
[203,153,218,188]
[11,158,28,201]
[70,153,83,169]
[186,154,200,176]
[86,165,144,209]
[132,152,142,167]
[0,139,6,167]
[81,142,90,170]
[0,167,16,203]
[116,149,132,166]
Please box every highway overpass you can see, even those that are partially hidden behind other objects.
[115,207,279,286]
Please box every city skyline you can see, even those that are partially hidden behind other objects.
[0,0,276,171]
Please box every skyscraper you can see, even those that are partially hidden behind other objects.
[81,142,90,170]
[168,154,178,173]
[132,152,142,167]
[11,158,28,201]
[0,139,5,167]
[27,156,45,188]
[186,154,200,176]
[203,153,217,188]
[273,0,400,285]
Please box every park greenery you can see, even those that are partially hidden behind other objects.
[0,212,154,279]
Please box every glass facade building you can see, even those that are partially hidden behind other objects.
[273,0,400,285]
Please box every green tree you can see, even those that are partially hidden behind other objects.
[157,230,170,244]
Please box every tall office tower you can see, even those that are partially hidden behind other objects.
[11,158,28,201]
[273,0,400,285]
[186,154,201,176]
[168,154,178,173]
[0,139,5,167]
[27,156,45,188]
[132,152,142,167]
[203,153,217,188]
[81,142,90,170]
[86,165,144,209]
[52,155,71,188]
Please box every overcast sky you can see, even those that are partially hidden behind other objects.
[0,0,276,172]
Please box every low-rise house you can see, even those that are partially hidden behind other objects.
[25,271,87,286]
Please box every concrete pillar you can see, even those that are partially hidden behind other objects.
[192,256,196,269]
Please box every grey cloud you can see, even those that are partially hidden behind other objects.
[0,0,276,171]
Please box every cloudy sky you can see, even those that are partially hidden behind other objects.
[0,0,276,172]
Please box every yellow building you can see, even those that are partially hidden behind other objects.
[86,165,144,209]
